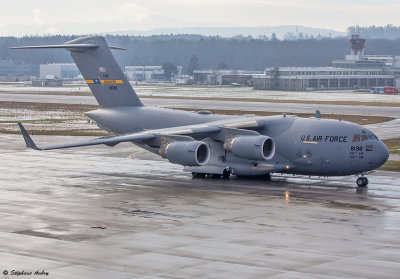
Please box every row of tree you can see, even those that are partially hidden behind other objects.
[1,34,400,73]
[347,25,400,39]
[162,55,199,80]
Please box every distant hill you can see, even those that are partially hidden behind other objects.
[105,25,346,39]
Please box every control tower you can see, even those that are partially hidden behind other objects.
[345,35,366,61]
[333,35,385,68]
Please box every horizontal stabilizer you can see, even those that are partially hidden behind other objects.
[10,44,98,50]
[10,45,125,50]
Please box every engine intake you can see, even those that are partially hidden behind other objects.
[159,141,210,166]
[224,135,275,161]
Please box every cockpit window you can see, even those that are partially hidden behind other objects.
[368,135,378,140]
[353,134,379,142]
[352,134,360,142]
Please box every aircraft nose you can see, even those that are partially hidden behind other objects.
[376,141,389,167]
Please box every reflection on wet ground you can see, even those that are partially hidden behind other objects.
[1,134,399,278]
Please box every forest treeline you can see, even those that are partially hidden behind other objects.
[1,34,400,72]
[347,25,400,39]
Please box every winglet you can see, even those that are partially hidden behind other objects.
[18,123,40,150]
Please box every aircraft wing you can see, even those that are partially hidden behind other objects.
[18,123,156,150]
[17,123,223,151]
[18,119,262,151]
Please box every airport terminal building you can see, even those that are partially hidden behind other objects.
[254,35,399,91]
[253,67,395,91]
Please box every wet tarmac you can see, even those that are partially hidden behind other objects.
[1,134,400,278]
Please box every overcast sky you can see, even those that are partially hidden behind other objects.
[1,0,399,36]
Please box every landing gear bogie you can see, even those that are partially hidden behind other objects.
[192,170,230,179]
[192,172,221,179]
[191,172,205,178]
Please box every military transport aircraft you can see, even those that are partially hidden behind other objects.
[12,36,389,187]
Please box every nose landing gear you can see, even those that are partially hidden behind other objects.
[356,176,369,187]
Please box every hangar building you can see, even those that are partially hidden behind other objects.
[125,66,183,82]
[253,67,394,91]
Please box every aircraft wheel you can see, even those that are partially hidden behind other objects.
[222,169,230,179]
[211,174,221,179]
[192,172,198,178]
[356,177,368,187]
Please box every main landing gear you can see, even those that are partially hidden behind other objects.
[222,169,231,179]
[192,169,231,179]
[356,176,369,187]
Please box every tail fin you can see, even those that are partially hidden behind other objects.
[11,36,143,108]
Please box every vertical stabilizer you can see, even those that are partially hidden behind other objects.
[68,36,142,107]
[11,36,143,108]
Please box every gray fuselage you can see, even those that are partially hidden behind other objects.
[86,106,389,177]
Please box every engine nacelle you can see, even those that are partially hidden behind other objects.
[224,135,275,161]
[159,141,210,166]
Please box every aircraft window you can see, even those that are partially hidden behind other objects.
[352,134,360,142]
[368,135,378,141]
[361,135,368,142]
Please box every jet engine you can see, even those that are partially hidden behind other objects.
[223,135,275,161]
[159,141,210,166]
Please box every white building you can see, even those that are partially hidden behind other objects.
[193,70,261,85]
[125,66,183,82]
[40,63,81,80]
